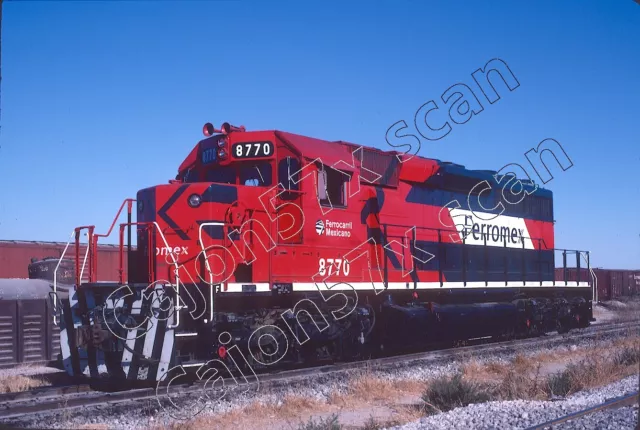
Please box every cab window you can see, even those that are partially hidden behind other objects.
[318,165,348,207]
[240,163,273,187]
[206,166,236,184]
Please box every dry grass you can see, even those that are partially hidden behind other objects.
[159,372,425,430]
[159,394,330,430]
[0,374,46,393]
[459,335,640,402]
[546,342,640,397]
[329,371,423,407]
[422,336,639,415]
[157,335,640,430]
[605,297,640,323]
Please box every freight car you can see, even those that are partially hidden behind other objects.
[54,122,594,383]
[556,268,640,301]
[0,241,136,368]
[0,240,128,281]
[0,258,74,368]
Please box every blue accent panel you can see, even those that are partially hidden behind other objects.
[366,227,382,242]
[201,148,217,165]
[361,199,379,224]
[196,220,239,241]
[198,135,224,165]
[136,187,156,223]
[375,187,386,208]
[358,187,418,282]
[360,187,384,228]
[157,185,190,241]
[201,223,223,240]
[381,156,400,185]
[413,240,440,272]
[424,245,555,282]
[405,186,553,222]
[201,184,238,204]
[406,162,553,222]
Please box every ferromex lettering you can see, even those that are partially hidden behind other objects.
[449,208,534,249]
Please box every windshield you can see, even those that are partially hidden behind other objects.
[190,163,273,186]
[205,166,236,184]
[240,163,272,186]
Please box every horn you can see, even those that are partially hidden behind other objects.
[203,122,222,137]
[221,122,246,134]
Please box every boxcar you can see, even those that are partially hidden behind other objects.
[0,240,128,281]
[0,240,134,368]
[554,268,640,302]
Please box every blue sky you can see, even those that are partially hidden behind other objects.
[1,0,638,269]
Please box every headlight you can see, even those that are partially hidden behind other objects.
[218,149,227,159]
[218,138,227,148]
[188,194,202,208]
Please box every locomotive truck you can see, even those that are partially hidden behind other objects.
[54,122,594,383]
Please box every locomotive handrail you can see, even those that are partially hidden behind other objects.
[78,237,90,283]
[52,230,76,326]
[151,221,184,329]
[380,222,554,250]
[379,221,592,290]
[71,199,136,284]
[113,218,183,327]
[74,226,95,285]
[197,222,225,286]
[198,221,225,323]
[94,199,136,239]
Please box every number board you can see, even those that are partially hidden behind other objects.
[201,148,217,165]
[232,141,274,159]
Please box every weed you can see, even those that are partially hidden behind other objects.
[496,362,545,400]
[296,413,342,430]
[421,373,491,414]
[546,368,576,397]
[544,350,634,398]
[361,416,402,430]
[613,344,640,366]
[0,374,45,393]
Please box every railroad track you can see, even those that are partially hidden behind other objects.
[0,319,638,423]
[526,391,639,429]
[0,383,92,404]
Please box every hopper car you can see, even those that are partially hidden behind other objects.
[52,122,595,383]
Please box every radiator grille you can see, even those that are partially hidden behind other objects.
[359,148,399,187]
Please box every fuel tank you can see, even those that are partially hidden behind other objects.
[380,300,518,347]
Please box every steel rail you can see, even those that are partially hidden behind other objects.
[0,383,92,404]
[526,391,639,429]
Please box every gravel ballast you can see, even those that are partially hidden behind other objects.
[390,375,639,430]
[4,326,638,429]
[552,405,639,430]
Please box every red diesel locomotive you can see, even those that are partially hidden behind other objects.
[55,122,593,382]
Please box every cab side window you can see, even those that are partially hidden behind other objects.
[318,165,348,208]
[277,156,301,200]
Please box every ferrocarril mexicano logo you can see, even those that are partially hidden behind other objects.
[317,220,352,238]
